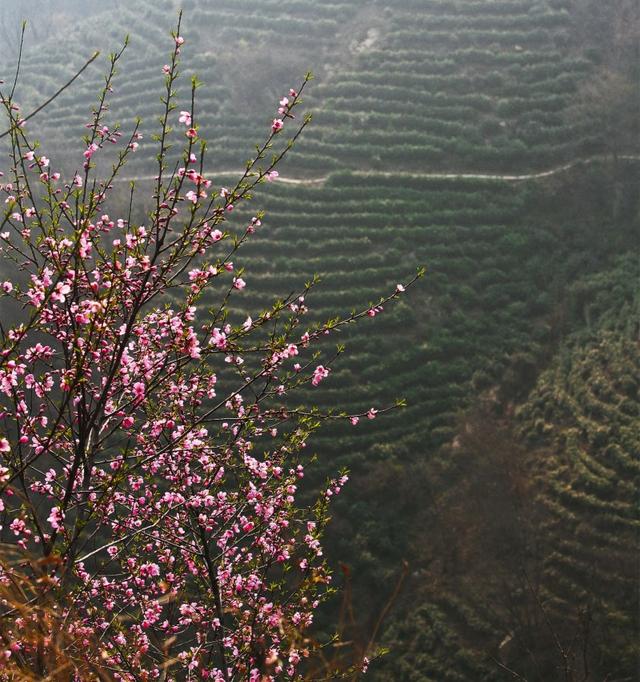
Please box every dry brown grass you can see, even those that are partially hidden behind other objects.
[0,546,112,681]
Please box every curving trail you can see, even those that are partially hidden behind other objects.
[113,154,639,187]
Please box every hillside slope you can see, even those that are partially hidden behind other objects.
[372,252,639,680]
[0,1,637,679]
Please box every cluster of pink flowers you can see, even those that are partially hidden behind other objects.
[311,364,330,386]
[0,21,417,680]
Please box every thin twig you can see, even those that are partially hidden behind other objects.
[0,51,100,139]
[9,21,27,101]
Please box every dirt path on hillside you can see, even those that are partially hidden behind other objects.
[113,154,639,187]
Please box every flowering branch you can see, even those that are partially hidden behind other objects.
[0,18,421,680]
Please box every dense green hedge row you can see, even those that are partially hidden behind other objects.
[321,69,582,96]
[188,8,341,36]
[363,47,588,70]
[183,0,358,19]
[385,28,566,50]
[392,9,569,30]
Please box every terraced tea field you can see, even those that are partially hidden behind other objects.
[9,0,614,177]
[1,0,637,678]
[234,175,548,455]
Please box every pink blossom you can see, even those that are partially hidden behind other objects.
[10,518,26,536]
[51,282,71,303]
[233,277,246,290]
[133,382,146,402]
[140,562,160,577]
[209,328,227,349]
[178,110,192,126]
[83,143,98,160]
[277,97,289,115]
[0,438,9,453]
[271,118,284,133]
[283,343,298,358]
[47,506,65,531]
[367,408,378,420]
[312,365,330,386]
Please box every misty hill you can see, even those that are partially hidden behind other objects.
[0,0,637,679]
[6,0,636,176]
